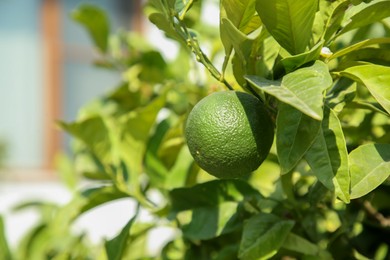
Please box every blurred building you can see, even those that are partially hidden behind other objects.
[0,0,142,177]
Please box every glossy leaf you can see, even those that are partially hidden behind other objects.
[323,1,350,42]
[105,215,137,260]
[341,64,390,115]
[239,213,294,260]
[220,0,259,57]
[231,27,277,85]
[71,4,109,53]
[325,77,357,113]
[220,0,258,33]
[350,144,390,199]
[256,0,318,54]
[247,61,332,120]
[329,37,390,60]
[305,107,350,203]
[220,18,251,60]
[281,40,324,73]
[276,103,322,174]
[339,1,390,35]
[338,48,390,68]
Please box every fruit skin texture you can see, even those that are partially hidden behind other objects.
[185,91,274,179]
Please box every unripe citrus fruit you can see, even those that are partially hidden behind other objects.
[185,91,274,178]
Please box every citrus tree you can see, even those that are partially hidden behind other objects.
[2,0,390,259]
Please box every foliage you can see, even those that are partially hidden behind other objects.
[3,0,390,259]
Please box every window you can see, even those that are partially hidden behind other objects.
[0,0,142,176]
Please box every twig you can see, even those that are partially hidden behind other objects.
[362,200,390,228]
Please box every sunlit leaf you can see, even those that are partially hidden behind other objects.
[329,37,390,60]
[281,40,324,73]
[256,0,318,54]
[305,107,350,203]
[221,0,259,33]
[323,1,350,42]
[247,61,333,120]
[326,77,357,113]
[350,143,390,199]
[118,94,166,182]
[59,117,111,164]
[80,185,130,214]
[339,1,390,35]
[341,64,390,115]
[220,0,259,56]
[165,146,195,190]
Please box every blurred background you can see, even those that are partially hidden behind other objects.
[0,0,180,250]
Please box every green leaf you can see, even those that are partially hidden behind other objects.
[145,0,184,43]
[349,143,390,199]
[59,116,111,164]
[0,216,11,260]
[345,101,389,116]
[220,0,259,57]
[55,152,78,190]
[276,104,322,174]
[118,94,166,183]
[71,4,110,53]
[282,233,319,256]
[326,77,357,113]
[165,146,195,190]
[329,37,390,60]
[169,179,261,213]
[247,61,333,120]
[255,0,318,54]
[148,13,183,43]
[341,64,390,115]
[280,40,324,73]
[220,0,258,33]
[305,107,350,203]
[144,117,171,186]
[238,213,295,260]
[80,185,129,214]
[323,1,350,43]
[170,180,261,240]
[229,26,278,84]
[339,1,390,36]
[338,48,390,68]
[181,202,241,240]
[105,215,137,260]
